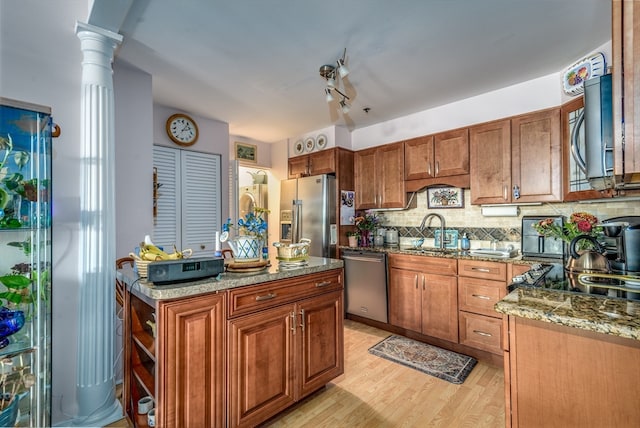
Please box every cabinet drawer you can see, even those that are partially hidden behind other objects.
[459,311,503,355]
[458,259,506,281]
[227,270,343,318]
[388,254,457,275]
[458,277,506,318]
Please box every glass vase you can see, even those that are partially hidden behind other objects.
[360,230,371,247]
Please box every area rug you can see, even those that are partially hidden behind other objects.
[368,335,477,384]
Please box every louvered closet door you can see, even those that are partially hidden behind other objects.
[181,150,221,255]
[153,146,222,256]
[153,146,181,248]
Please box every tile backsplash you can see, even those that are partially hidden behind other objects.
[374,189,639,247]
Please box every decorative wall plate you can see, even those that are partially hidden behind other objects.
[562,52,606,96]
[304,137,315,152]
[316,134,327,150]
[294,139,304,155]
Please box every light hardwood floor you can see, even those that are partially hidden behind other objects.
[108,320,505,427]
[264,320,505,427]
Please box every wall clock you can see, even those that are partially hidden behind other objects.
[166,113,199,146]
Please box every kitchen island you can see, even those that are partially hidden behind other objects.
[119,256,344,428]
[495,287,640,428]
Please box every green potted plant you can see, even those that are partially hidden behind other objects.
[346,231,360,248]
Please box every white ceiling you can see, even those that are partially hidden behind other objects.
[6,1,613,143]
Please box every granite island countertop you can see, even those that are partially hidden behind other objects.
[117,255,343,302]
[495,287,640,341]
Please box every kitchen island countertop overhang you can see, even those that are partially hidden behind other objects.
[117,255,344,301]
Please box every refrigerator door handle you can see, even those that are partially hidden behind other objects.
[292,200,302,243]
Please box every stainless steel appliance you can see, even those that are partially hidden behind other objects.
[279,175,337,258]
[570,74,615,190]
[509,262,640,301]
[521,216,565,258]
[603,215,640,274]
[342,250,388,323]
[239,184,268,220]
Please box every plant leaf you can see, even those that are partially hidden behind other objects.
[0,275,31,289]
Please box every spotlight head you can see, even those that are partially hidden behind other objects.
[337,60,349,78]
[340,99,350,114]
[325,88,334,103]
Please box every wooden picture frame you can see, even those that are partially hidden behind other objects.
[235,142,257,163]
[427,187,464,208]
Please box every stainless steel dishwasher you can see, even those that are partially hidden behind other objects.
[342,250,388,323]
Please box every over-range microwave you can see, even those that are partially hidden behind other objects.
[571,73,614,190]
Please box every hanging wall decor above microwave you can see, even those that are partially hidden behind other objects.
[562,52,607,96]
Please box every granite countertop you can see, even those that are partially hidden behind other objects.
[117,256,344,302]
[495,287,640,341]
[339,245,537,266]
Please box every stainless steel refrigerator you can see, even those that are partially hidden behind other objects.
[279,175,337,258]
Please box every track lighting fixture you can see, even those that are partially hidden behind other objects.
[319,48,352,115]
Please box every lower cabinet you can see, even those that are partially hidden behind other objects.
[388,254,458,342]
[227,271,344,428]
[124,269,344,428]
[505,316,640,428]
[124,291,227,428]
[457,259,508,355]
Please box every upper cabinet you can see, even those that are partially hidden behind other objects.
[612,0,640,185]
[469,119,512,204]
[404,128,470,191]
[511,108,562,203]
[355,142,410,209]
[470,108,562,204]
[288,149,336,178]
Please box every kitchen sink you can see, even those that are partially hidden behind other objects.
[468,248,519,258]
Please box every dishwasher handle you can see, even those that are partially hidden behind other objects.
[342,255,385,263]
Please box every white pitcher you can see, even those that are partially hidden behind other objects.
[227,236,262,262]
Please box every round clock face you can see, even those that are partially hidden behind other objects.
[166,113,199,146]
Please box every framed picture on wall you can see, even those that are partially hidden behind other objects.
[235,142,257,163]
[427,187,464,208]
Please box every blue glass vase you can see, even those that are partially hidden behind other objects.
[0,307,25,349]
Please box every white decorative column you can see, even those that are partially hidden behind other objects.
[73,22,123,427]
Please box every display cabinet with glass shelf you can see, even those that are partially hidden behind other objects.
[0,97,52,427]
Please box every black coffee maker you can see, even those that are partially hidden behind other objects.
[602,216,640,274]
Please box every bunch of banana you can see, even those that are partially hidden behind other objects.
[138,236,192,261]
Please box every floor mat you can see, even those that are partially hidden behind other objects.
[368,335,477,384]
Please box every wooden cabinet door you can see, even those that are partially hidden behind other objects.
[434,128,469,177]
[228,304,295,428]
[378,142,406,208]
[421,273,458,342]
[308,149,335,175]
[470,119,512,204]
[511,108,562,202]
[388,267,422,331]
[298,290,344,398]
[157,293,226,428]
[404,135,434,180]
[288,155,309,178]
[613,0,640,182]
[355,147,378,209]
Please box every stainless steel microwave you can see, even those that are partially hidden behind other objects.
[570,74,614,190]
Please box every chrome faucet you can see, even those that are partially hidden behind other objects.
[419,213,446,249]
